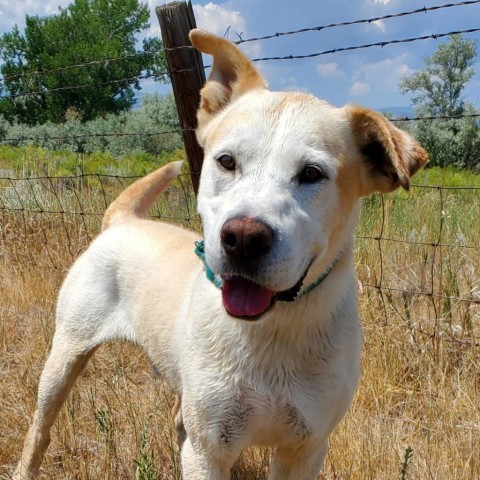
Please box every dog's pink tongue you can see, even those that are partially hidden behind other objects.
[222,276,275,318]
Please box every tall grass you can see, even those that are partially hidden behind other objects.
[0,154,479,478]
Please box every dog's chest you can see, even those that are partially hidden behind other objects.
[254,398,311,445]
[219,396,311,447]
[217,390,312,448]
[211,340,357,449]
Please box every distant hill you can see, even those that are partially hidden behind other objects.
[134,85,173,108]
[377,106,414,119]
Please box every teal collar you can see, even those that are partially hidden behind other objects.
[194,240,337,301]
[194,240,223,289]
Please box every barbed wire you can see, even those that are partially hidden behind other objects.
[0,45,199,83]
[411,183,480,190]
[0,7,478,330]
[0,112,477,146]
[2,27,480,101]
[357,235,480,250]
[0,73,160,100]
[392,112,480,122]
[0,66,207,101]
[250,27,480,62]
[0,113,478,146]
[361,284,480,305]
[235,0,480,44]
[1,51,162,82]
[0,128,190,144]
[1,176,479,317]
[2,0,475,85]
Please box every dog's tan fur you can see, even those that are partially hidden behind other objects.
[14,30,427,480]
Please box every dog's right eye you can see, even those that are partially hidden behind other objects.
[217,154,236,171]
[298,165,327,184]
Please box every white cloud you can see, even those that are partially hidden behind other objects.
[0,0,70,31]
[193,2,245,38]
[372,0,391,4]
[241,40,263,58]
[372,19,386,33]
[276,75,309,92]
[349,81,371,96]
[316,62,344,79]
[352,54,413,91]
[278,76,298,86]
[284,84,309,93]
[191,2,261,57]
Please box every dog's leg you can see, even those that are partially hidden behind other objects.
[14,333,97,480]
[268,442,327,480]
[181,437,235,480]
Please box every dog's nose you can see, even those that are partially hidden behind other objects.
[221,217,273,260]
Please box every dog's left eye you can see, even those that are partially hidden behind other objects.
[298,165,326,184]
[217,154,236,171]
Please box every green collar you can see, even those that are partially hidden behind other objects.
[194,240,337,301]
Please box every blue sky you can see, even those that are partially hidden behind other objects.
[1,0,479,111]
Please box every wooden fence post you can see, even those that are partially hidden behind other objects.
[156,1,206,195]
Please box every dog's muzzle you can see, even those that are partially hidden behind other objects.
[219,216,277,318]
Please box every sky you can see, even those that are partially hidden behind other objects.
[0,0,479,112]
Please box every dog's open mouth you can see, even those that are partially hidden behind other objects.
[222,275,276,319]
[221,263,312,320]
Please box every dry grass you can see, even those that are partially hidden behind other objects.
[1,168,479,479]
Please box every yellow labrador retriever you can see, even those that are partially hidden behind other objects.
[15,30,427,479]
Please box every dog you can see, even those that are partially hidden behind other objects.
[14,29,428,479]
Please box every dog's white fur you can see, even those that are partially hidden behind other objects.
[15,30,428,479]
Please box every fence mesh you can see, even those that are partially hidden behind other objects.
[1,173,479,341]
[1,2,479,343]
[0,172,199,270]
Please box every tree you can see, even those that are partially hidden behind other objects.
[0,0,167,125]
[399,35,480,169]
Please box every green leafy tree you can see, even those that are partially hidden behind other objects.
[0,0,167,125]
[400,35,479,169]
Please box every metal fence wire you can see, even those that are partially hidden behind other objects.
[0,1,479,344]
[0,172,198,268]
[1,174,479,341]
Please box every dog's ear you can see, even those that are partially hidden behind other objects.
[189,29,267,143]
[346,105,428,195]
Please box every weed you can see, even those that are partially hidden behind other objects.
[1,159,479,478]
[134,415,157,480]
[400,447,414,480]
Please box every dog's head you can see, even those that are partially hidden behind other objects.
[190,29,428,320]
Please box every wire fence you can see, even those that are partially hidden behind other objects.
[3,24,480,98]
[0,172,198,267]
[233,0,480,44]
[0,1,479,342]
[1,172,479,341]
[0,128,193,145]
[356,183,480,343]
[2,0,480,101]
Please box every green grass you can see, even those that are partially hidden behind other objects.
[0,144,186,177]
[0,145,199,270]
[356,167,480,347]
[413,166,480,188]
[1,151,479,479]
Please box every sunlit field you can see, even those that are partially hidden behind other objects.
[1,148,479,479]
